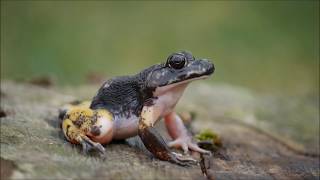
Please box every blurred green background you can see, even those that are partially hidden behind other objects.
[1,1,319,96]
[1,1,319,156]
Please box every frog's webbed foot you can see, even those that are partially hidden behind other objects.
[79,136,106,157]
[165,112,211,155]
[65,128,106,157]
[171,152,198,165]
[168,137,211,155]
[166,153,197,166]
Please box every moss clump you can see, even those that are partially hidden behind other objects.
[195,129,222,149]
[196,129,218,141]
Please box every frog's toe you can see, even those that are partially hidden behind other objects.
[188,142,211,155]
[80,136,106,157]
[169,152,198,166]
[168,137,211,155]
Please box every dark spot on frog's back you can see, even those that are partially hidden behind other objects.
[91,126,101,136]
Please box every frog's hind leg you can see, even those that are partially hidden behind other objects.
[62,117,106,156]
[61,107,106,156]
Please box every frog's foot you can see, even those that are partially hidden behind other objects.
[165,112,211,155]
[79,136,106,157]
[170,152,198,165]
[168,137,211,155]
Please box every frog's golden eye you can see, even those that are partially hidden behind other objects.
[166,53,186,69]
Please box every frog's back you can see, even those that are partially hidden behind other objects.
[90,76,144,118]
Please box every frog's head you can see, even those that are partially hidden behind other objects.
[142,51,214,95]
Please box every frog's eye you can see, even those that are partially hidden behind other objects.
[166,53,186,69]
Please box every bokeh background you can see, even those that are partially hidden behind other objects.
[1,1,319,96]
[1,0,319,157]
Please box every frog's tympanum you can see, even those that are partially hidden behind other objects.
[60,51,215,165]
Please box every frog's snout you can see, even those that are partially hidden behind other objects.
[199,59,215,76]
[207,60,215,75]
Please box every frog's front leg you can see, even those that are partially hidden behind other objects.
[165,112,210,155]
[138,106,197,166]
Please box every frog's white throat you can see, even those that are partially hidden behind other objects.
[153,75,208,97]
[152,76,208,116]
[152,82,188,116]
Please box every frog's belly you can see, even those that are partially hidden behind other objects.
[113,115,139,140]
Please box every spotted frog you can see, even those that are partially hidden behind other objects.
[60,51,215,165]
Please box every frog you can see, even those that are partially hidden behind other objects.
[59,51,215,166]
